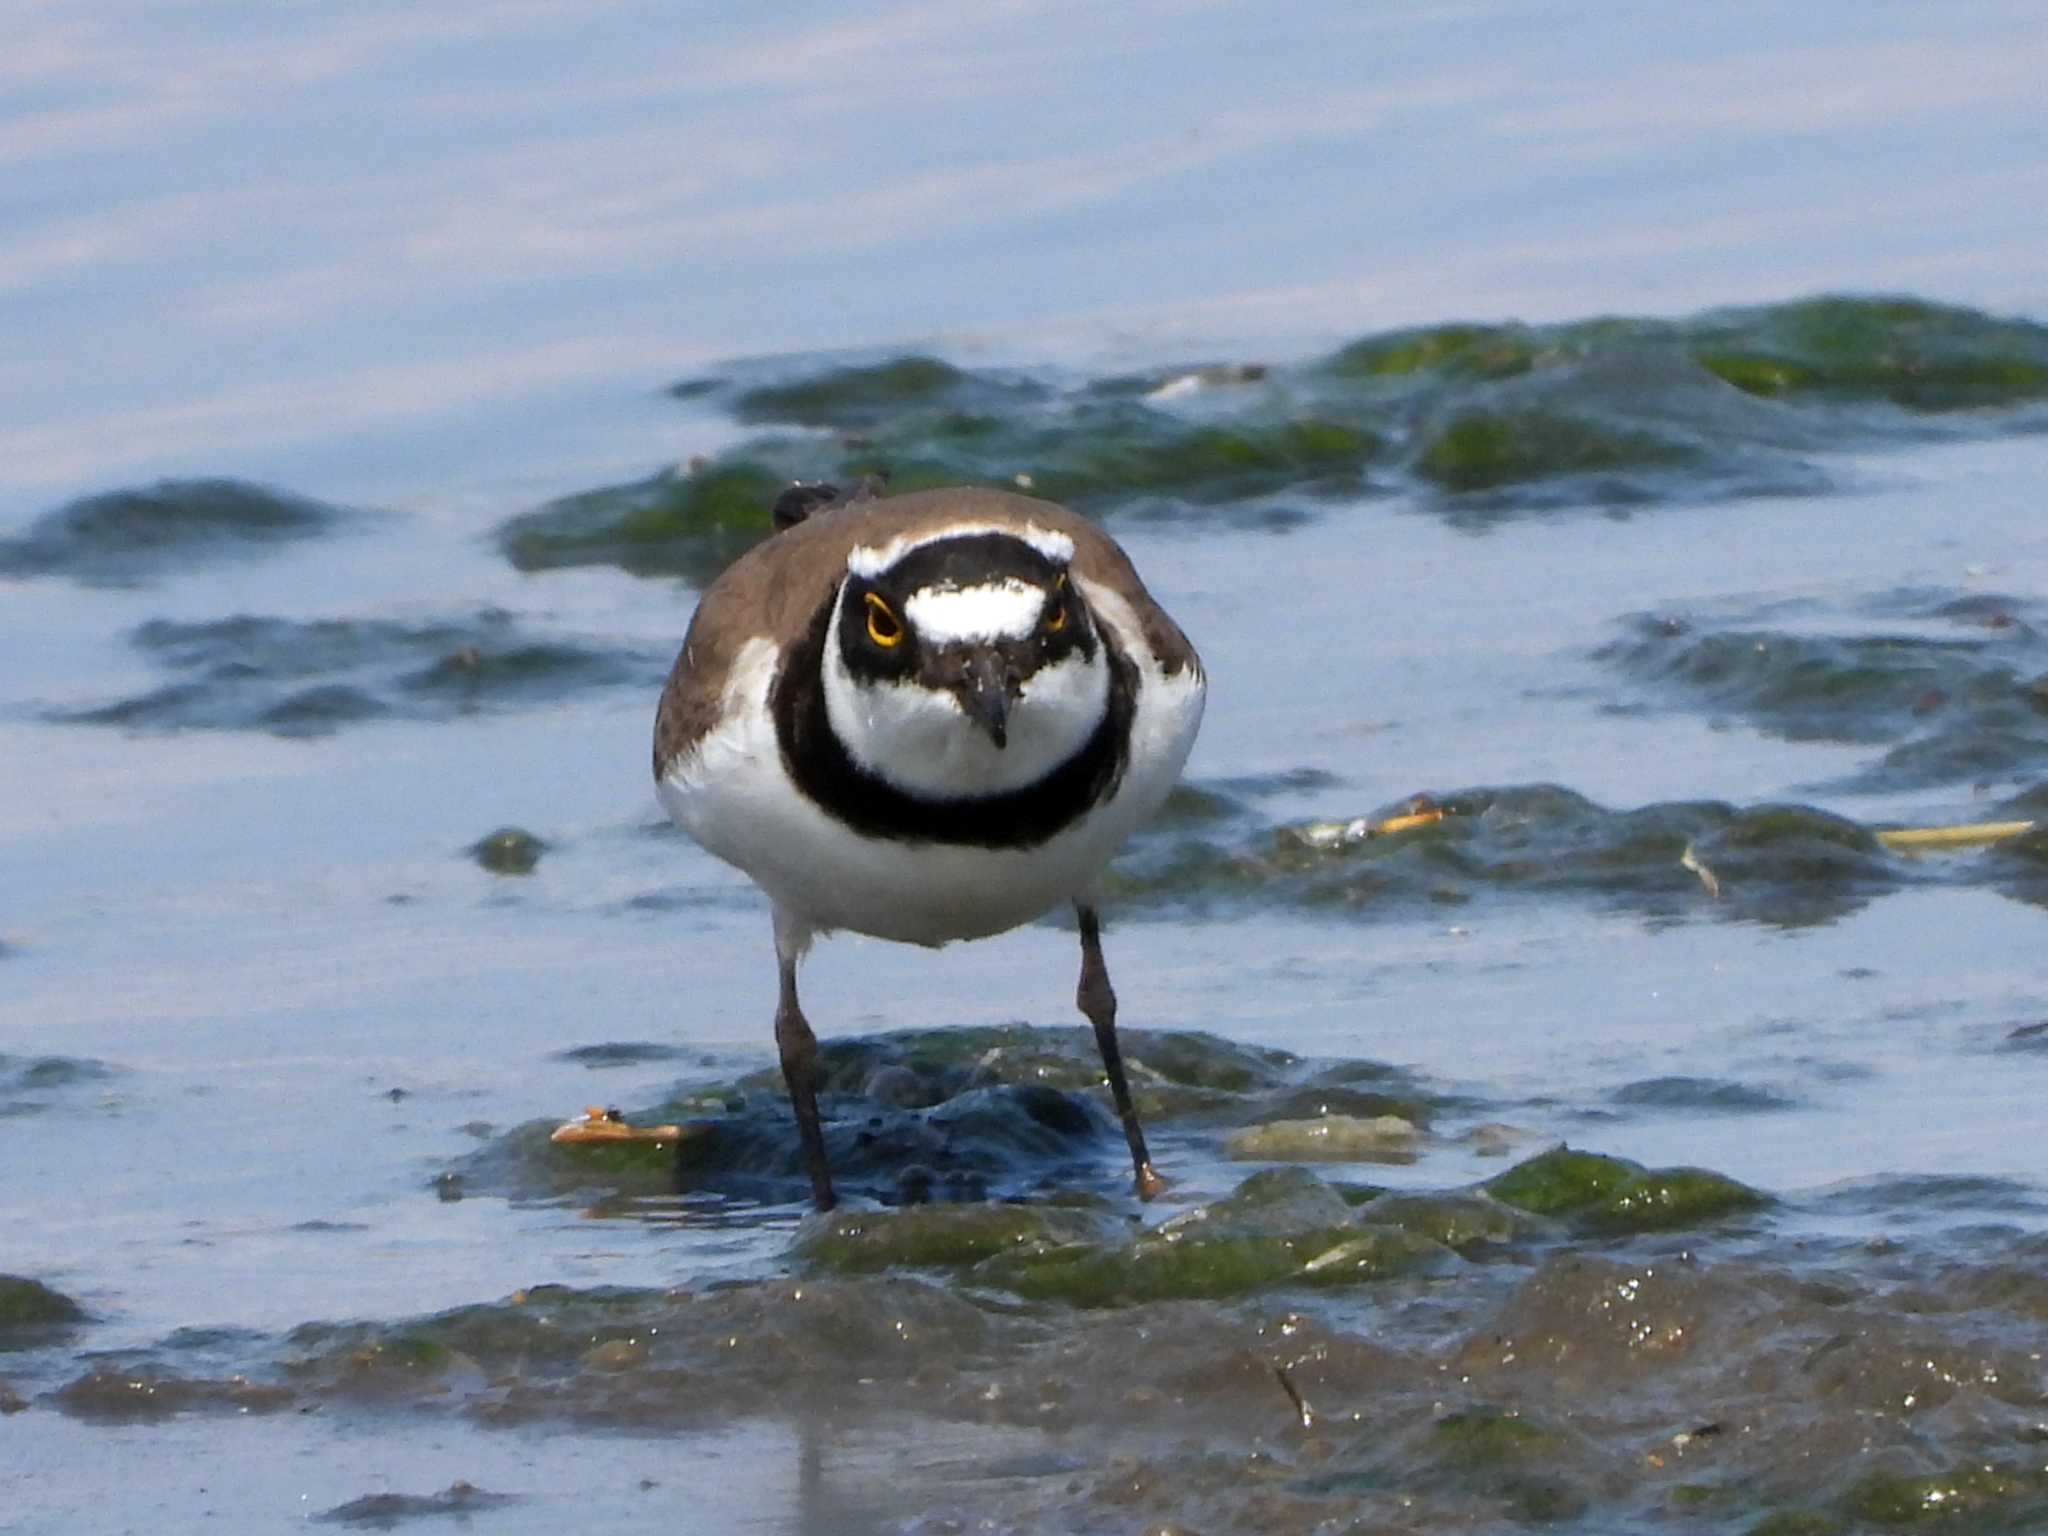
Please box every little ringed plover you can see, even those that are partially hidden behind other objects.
[654,484,1205,1209]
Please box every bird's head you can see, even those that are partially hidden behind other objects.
[822,526,1109,797]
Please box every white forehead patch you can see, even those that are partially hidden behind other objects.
[905,580,1044,644]
[846,522,1075,580]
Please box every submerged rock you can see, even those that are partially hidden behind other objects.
[316,1481,517,1527]
[1418,1408,1589,1523]
[1225,1113,1419,1163]
[1115,779,1912,930]
[1838,1463,2048,1529]
[53,1366,293,1420]
[975,1221,1443,1308]
[0,1274,85,1332]
[0,1054,117,1117]
[470,827,546,876]
[1365,1191,1530,1254]
[1610,1074,1800,1114]
[1168,1165,1363,1237]
[455,1024,1440,1210]
[730,355,1047,430]
[458,1021,1772,1263]
[0,478,343,584]
[1599,590,2048,797]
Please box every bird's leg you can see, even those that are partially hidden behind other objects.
[773,921,835,1212]
[1075,903,1165,1200]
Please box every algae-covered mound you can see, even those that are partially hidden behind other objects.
[1487,1146,1768,1233]
[0,478,344,585]
[495,400,1380,582]
[793,1202,1119,1275]
[785,1152,1760,1308]
[1687,295,2048,410]
[504,298,2048,584]
[1410,405,1696,495]
[1324,321,1544,381]
[47,609,664,739]
[1322,298,2048,413]
[793,1166,1449,1307]
[496,460,786,582]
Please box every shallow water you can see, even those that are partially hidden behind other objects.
[9,354,2048,1531]
[8,6,2048,1535]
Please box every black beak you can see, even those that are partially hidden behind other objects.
[953,649,1010,749]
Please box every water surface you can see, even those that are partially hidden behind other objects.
[5,4,2048,1534]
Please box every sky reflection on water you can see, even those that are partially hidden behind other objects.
[3,0,2044,510]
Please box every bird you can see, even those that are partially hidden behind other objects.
[652,482,1206,1210]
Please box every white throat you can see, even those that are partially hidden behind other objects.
[821,595,1110,799]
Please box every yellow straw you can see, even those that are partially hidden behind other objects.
[1875,820,2035,852]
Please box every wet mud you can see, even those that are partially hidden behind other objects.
[15,1029,2047,1535]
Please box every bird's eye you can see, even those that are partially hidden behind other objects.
[864,592,904,648]
[1044,574,1069,634]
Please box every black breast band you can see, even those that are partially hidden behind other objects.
[771,600,1136,849]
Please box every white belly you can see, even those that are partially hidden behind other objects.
[661,633,1204,947]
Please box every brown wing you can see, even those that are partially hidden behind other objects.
[651,498,888,780]
[652,485,1201,779]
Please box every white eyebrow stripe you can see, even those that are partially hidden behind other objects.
[905,581,1045,643]
[846,522,1075,579]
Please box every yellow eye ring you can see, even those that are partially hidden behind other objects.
[864,592,904,648]
[1044,573,1069,634]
